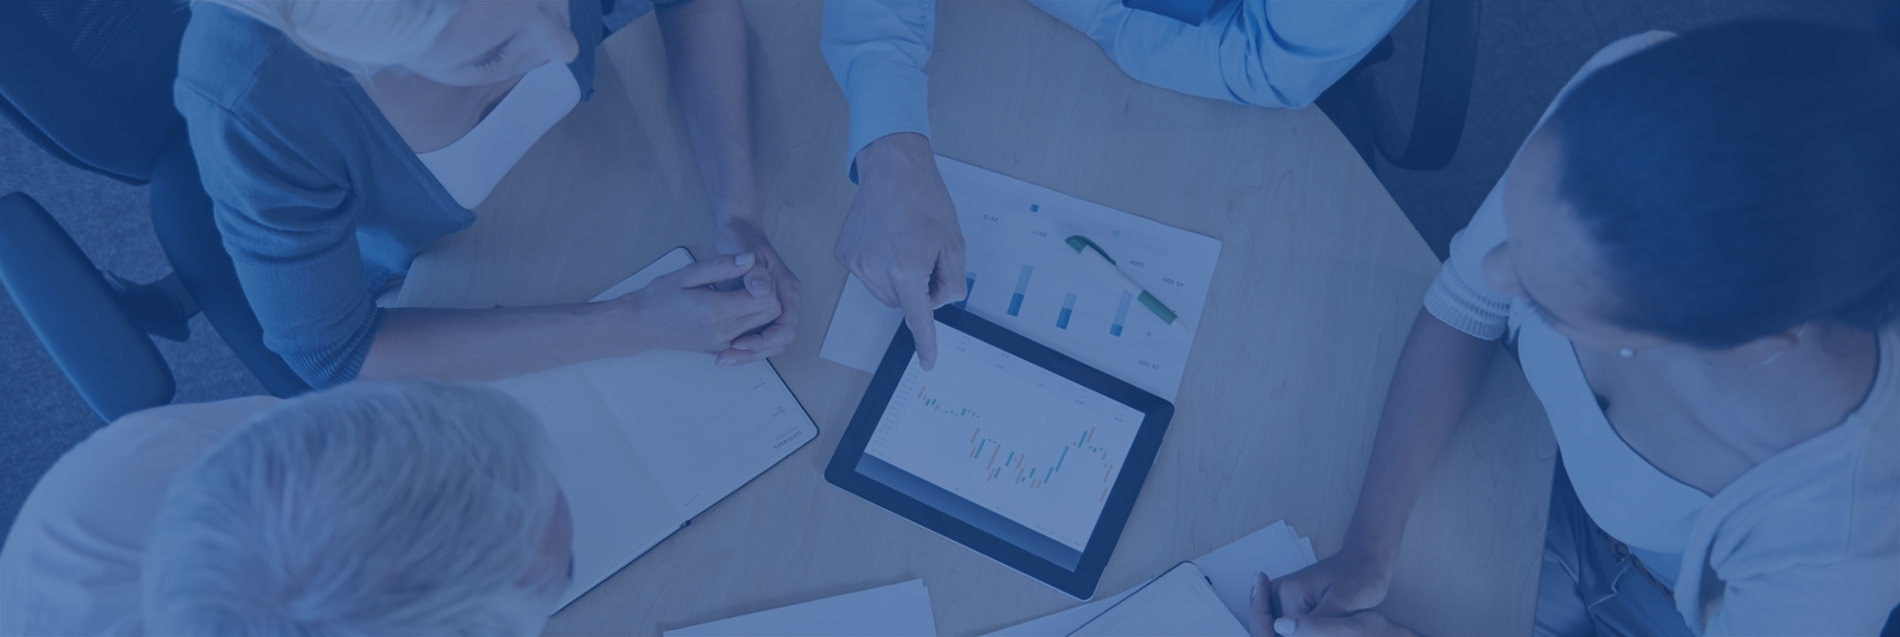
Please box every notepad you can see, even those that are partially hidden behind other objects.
[1069,562,1246,637]
[489,247,818,610]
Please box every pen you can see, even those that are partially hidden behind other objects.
[1064,235,1191,334]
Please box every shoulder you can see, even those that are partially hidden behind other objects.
[175,3,358,157]
[1689,382,1900,632]
[0,397,279,635]
[176,3,291,111]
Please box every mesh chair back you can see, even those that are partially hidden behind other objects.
[0,0,193,184]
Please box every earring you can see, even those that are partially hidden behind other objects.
[1619,348,1635,358]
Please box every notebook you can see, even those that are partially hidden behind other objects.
[488,247,819,610]
[1068,562,1247,637]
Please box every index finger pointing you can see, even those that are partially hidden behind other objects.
[899,282,938,371]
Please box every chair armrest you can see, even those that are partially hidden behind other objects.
[0,192,173,421]
[1374,0,1480,171]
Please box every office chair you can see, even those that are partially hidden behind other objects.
[1316,0,1481,173]
[0,0,310,422]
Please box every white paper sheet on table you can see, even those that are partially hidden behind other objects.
[983,521,1318,636]
[1070,562,1247,637]
[819,156,1222,401]
[664,580,936,637]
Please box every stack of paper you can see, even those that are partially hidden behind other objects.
[663,580,936,637]
[1070,562,1246,637]
[985,521,1317,636]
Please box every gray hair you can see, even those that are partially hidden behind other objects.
[193,0,464,75]
[142,381,563,636]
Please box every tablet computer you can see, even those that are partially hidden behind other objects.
[826,305,1175,599]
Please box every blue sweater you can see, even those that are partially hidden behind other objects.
[173,0,603,388]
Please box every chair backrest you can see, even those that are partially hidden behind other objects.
[0,0,193,184]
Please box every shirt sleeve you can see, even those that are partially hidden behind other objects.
[1028,0,1414,109]
[1422,183,1514,340]
[177,86,384,389]
[821,0,936,182]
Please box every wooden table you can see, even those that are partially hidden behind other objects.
[399,2,1557,634]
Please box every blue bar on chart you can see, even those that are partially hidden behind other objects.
[1056,293,1076,329]
[1007,265,1033,316]
[1111,290,1133,337]
[956,271,975,309]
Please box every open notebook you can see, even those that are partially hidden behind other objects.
[488,247,818,609]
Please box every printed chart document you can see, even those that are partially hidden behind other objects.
[1070,562,1246,637]
[821,156,1223,400]
[664,580,936,637]
[489,248,818,610]
[984,521,1316,636]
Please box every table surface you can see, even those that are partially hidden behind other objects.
[398,2,1557,634]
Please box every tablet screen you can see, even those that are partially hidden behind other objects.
[856,320,1144,569]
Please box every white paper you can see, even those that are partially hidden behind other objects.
[665,580,937,637]
[982,588,1138,637]
[490,248,819,610]
[1193,521,1320,624]
[1070,563,1246,637]
[820,156,1222,401]
[981,521,1318,636]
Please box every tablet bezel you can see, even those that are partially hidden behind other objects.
[825,305,1175,600]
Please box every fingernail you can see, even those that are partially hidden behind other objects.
[1275,618,1296,635]
[734,253,754,267]
[1250,584,1259,598]
[748,278,768,296]
[717,358,736,367]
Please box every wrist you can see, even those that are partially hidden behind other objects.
[1338,527,1401,572]
[856,132,932,180]
[599,295,656,357]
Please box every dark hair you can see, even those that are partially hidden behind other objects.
[1547,20,1900,349]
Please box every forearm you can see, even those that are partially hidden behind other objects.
[1340,308,1496,563]
[659,1,758,227]
[355,302,640,382]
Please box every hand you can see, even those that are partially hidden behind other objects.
[715,219,801,365]
[834,132,966,370]
[1251,573,1422,637]
[1272,544,1395,620]
[619,253,781,362]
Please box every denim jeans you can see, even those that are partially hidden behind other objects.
[1535,457,1696,637]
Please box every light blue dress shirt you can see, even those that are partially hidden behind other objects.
[821,0,1414,178]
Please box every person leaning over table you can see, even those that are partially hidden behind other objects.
[821,0,1411,370]
[0,381,575,635]
[1236,21,1900,637]
[175,0,800,389]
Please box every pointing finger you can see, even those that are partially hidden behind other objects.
[898,280,939,371]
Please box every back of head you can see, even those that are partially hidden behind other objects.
[142,381,560,636]
[1547,20,1900,348]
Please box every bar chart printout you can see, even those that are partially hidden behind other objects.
[819,156,1224,402]
[865,322,1142,551]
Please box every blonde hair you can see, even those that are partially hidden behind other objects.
[142,381,564,636]
[195,0,465,74]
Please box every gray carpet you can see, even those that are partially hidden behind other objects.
[0,124,265,543]
[1,0,1886,549]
